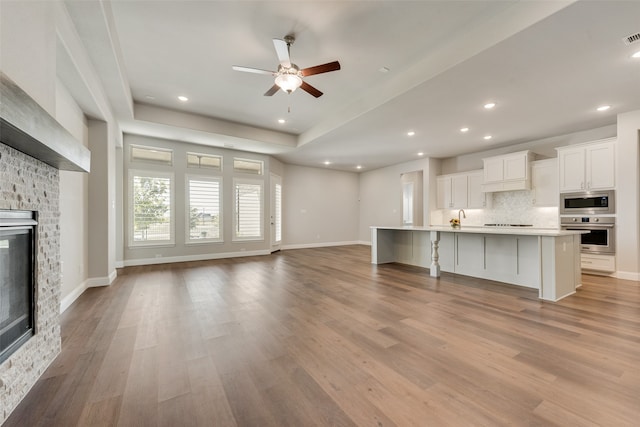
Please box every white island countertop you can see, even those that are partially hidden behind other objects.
[371,225,587,237]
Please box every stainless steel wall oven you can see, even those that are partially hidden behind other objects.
[560,216,615,255]
[560,190,615,215]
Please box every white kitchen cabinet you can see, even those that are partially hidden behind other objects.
[467,170,492,208]
[437,170,490,210]
[581,254,615,273]
[557,138,615,192]
[531,159,558,207]
[436,173,468,209]
[482,150,532,192]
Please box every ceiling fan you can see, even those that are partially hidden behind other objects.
[232,35,340,98]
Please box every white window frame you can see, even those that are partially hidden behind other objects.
[233,157,264,175]
[187,152,223,171]
[185,175,223,244]
[129,144,173,166]
[232,178,264,242]
[128,169,175,248]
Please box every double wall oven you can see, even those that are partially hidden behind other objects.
[560,190,615,255]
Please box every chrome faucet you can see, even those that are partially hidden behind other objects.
[458,209,466,225]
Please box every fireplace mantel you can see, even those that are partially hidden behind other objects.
[0,72,90,172]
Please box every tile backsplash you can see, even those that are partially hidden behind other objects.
[433,190,559,228]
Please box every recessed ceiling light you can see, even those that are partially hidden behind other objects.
[356,165,362,170]
[484,102,496,109]
[324,161,331,165]
[407,131,415,136]
[460,127,469,133]
[417,152,424,156]
[145,95,155,100]
[379,67,390,73]
[278,119,286,124]
[596,105,611,112]
[632,51,640,58]
[178,96,189,102]
[483,135,492,140]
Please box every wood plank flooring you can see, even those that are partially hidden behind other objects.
[5,245,640,426]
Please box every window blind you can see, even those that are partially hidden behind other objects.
[275,183,282,242]
[188,178,221,241]
[234,181,262,239]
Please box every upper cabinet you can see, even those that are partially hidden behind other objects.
[556,138,615,193]
[437,170,491,209]
[531,158,558,207]
[437,173,467,209]
[481,150,532,192]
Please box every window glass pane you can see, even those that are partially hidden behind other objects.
[131,145,173,165]
[188,178,221,241]
[132,175,172,242]
[187,153,222,170]
[233,158,263,175]
[275,183,282,242]
[235,182,262,239]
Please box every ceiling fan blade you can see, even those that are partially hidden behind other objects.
[300,81,323,98]
[273,38,291,68]
[232,66,275,75]
[301,61,341,77]
[264,84,280,96]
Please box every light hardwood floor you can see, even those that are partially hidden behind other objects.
[5,245,640,426]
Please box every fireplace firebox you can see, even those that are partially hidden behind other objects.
[0,210,37,363]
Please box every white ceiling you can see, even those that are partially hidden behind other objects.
[63,0,640,172]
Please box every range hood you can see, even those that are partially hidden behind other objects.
[0,72,90,172]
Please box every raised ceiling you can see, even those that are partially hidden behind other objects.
[63,0,640,171]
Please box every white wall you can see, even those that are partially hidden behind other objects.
[0,0,56,115]
[282,164,359,248]
[55,79,89,307]
[616,110,640,280]
[358,158,437,243]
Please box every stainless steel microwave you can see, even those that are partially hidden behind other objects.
[560,190,615,215]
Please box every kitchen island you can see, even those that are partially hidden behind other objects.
[371,225,586,301]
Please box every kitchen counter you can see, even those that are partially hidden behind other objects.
[371,225,586,301]
[374,225,582,237]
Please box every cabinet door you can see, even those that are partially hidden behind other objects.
[503,153,528,181]
[586,142,615,190]
[558,147,585,192]
[483,157,504,183]
[455,234,485,277]
[532,159,558,207]
[436,176,451,209]
[451,175,468,208]
[467,171,488,208]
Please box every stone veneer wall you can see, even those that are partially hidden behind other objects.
[0,142,61,423]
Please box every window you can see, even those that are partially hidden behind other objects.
[233,179,263,241]
[187,152,222,171]
[130,145,173,166]
[233,158,263,175]
[187,176,222,243]
[274,182,282,243]
[129,171,174,246]
[402,182,414,225]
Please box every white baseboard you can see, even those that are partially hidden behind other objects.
[59,279,88,313]
[357,240,371,246]
[86,269,118,288]
[115,260,124,268]
[121,249,271,267]
[281,241,361,250]
[614,270,640,281]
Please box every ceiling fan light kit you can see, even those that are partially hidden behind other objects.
[232,34,340,98]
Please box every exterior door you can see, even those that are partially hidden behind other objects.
[270,173,282,252]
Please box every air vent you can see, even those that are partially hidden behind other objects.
[623,32,640,45]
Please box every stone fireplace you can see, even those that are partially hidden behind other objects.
[0,143,61,421]
[0,72,90,423]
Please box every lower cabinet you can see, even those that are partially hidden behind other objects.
[440,233,540,288]
[581,253,615,273]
